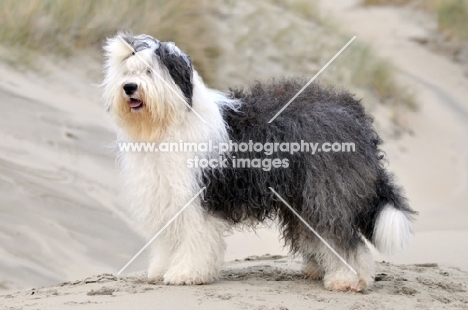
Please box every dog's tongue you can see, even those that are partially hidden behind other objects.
[129,99,142,108]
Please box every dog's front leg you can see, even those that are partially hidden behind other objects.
[147,238,174,283]
[163,207,226,285]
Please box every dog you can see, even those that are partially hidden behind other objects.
[102,31,417,292]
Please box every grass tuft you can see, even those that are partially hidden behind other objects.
[319,38,418,124]
[347,44,417,111]
[437,0,468,41]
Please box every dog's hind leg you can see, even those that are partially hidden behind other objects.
[316,241,375,292]
[353,244,375,290]
[303,253,325,280]
[298,235,325,280]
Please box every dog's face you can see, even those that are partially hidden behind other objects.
[102,32,193,141]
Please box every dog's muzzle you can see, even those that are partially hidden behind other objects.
[123,83,143,110]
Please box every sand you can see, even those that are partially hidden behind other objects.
[0,57,147,292]
[1,1,468,309]
[2,255,468,310]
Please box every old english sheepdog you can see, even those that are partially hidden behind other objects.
[102,31,417,292]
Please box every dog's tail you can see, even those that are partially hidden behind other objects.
[370,170,417,256]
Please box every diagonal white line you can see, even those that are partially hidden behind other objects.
[269,187,357,275]
[117,187,206,275]
[268,36,356,123]
[117,36,207,124]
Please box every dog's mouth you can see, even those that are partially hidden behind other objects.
[128,98,144,110]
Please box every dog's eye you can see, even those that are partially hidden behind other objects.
[146,69,152,75]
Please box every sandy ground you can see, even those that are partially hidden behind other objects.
[1,1,468,309]
[0,256,468,310]
[2,255,468,310]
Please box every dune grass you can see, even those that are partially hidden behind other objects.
[363,0,468,42]
[344,43,417,111]
[316,34,417,122]
[279,1,417,112]
[437,0,468,41]
[0,0,219,84]
[0,0,417,121]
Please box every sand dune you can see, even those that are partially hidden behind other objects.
[0,61,147,292]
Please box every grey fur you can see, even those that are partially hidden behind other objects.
[201,78,417,260]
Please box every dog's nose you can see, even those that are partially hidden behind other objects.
[123,83,138,95]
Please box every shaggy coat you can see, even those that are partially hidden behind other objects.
[202,79,415,256]
[103,32,417,292]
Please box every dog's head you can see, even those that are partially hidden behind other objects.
[102,31,194,141]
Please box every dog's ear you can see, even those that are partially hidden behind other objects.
[155,42,194,107]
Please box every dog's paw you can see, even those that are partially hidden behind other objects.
[147,267,166,284]
[323,273,372,292]
[163,268,215,285]
[147,273,164,284]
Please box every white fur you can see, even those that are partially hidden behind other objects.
[102,37,187,127]
[302,239,374,292]
[373,204,413,256]
[102,33,240,284]
[121,78,234,284]
[320,244,375,292]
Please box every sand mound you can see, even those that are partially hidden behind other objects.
[2,256,467,310]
